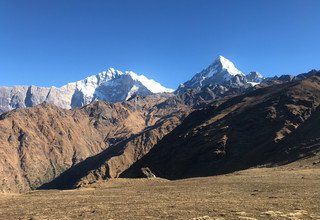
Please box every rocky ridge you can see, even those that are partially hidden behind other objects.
[122,73,320,179]
[176,56,261,94]
[0,68,173,114]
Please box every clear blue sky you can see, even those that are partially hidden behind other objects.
[1,0,320,89]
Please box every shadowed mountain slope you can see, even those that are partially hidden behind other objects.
[38,82,253,189]
[122,74,320,179]
[3,68,320,192]
[0,93,190,193]
[3,87,231,192]
[40,96,192,189]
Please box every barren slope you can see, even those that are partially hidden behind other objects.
[0,93,192,193]
[123,74,320,179]
[38,86,243,189]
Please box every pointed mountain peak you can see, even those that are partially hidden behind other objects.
[215,55,229,62]
[176,55,247,94]
[213,55,244,76]
[97,68,123,79]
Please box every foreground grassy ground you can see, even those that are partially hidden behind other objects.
[0,167,319,220]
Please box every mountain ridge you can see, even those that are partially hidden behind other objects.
[2,55,317,114]
[176,55,260,94]
[1,56,320,193]
[0,68,173,114]
[122,73,320,179]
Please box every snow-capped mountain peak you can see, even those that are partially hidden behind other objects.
[98,68,123,79]
[176,55,248,94]
[64,68,173,106]
[215,55,244,76]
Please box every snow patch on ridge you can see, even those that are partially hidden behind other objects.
[68,68,173,95]
[126,85,140,100]
[216,55,245,76]
[247,82,260,86]
[64,67,173,105]
[127,71,174,93]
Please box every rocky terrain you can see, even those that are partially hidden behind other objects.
[176,56,258,94]
[0,68,173,114]
[123,74,320,179]
[1,56,317,116]
[0,55,262,114]
[39,83,255,189]
[0,93,195,193]
[1,84,236,193]
[0,55,252,192]
[1,55,320,196]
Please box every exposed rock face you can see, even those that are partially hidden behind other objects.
[0,84,78,113]
[122,73,320,179]
[246,71,264,83]
[0,68,173,113]
[176,56,251,94]
[141,167,156,178]
[261,70,320,85]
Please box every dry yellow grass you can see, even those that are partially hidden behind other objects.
[0,167,319,220]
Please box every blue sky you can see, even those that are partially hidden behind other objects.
[1,0,320,89]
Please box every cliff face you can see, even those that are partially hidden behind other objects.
[0,85,76,113]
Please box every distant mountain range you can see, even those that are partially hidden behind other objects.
[0,55,261,114]
[176,55,263,94]
[122,73,320,179]
[0,55,319,193]
[0,68,173,113]
[0,55,315,114]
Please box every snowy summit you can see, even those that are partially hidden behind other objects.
[0,67,174,113]
[176,55,248,93]
[67,68,174,105]
[215,55,244,77]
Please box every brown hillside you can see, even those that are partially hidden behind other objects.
[40,96,192,189]
[0,93,193,193]
[38,86,241,189]
[122,75,320,179]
